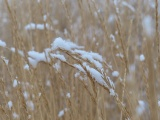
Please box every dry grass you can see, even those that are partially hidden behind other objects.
[0,0,160,120]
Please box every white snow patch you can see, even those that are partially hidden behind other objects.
[58,108,68,117]
[24,64,29,70]
[43,15,47,21]
[66,93,71,98]
[109,89,116,96]
[13,79,18,88]
[23,91,29,99]
[112,71,119,77]
[25,23,52,30]
[13,112,19,119]
[53,62,61,71]
[46,80,51,87]
[28,51,50,68]
[139,54,145,61]
[108,14,115,23]
[8,101,13,110]
[50,54,66,61]
[74,50,103,70]
[73,64,85,73]
[110,34,116,43]
[136,100,146,115]
[0,40,6,47]
[51,37,84,51]
[142,16,155,37]
[10,47,24,57]
[116,53,124,58]
[26,101,34,111]
[158,100,160,107]
[1,56,9,65]
[84,64,107,87]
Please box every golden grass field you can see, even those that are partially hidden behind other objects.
[0,0,160,120]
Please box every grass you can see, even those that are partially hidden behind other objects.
[0,0,160,120]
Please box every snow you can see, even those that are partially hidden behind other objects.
[113,0,119,6]
[38,93,42,97]
[26,100,34,111]
[74,50,103,70]
[139,54,145,61]
[24,64,29,70]
[88,52,103,62]
[51,37,84,51]
[1,56,9,65]
[46,80,51,87]
[8,101,13,110]
[142,15,154,37]
[50,54,66,61]
[108,14,115,23]
[122,1,135,12]
[107,77,115,89]
[58,108,68,117]
[66,93,71,98]
[85,64,108,87]
[0,40,6,47]
[109,89,116,96]
[43,15,47,21]
[136,100,146,115]
[158,100,160,107]
[116,53,124,58]
[73,64,85,73]
[13,79,18,87]
[28,57,38,68]
[13,112,19,119]
[110,34,116,43]
[53,62,61,71]
[28,51,49,62]
[10,47,24,57]
[25,23,52,30]
[28,51,50,68]
[112,71,119,77]
[23,91,29,99]
[58,110,64,117]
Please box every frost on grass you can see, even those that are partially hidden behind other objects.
[0,40,6,47]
